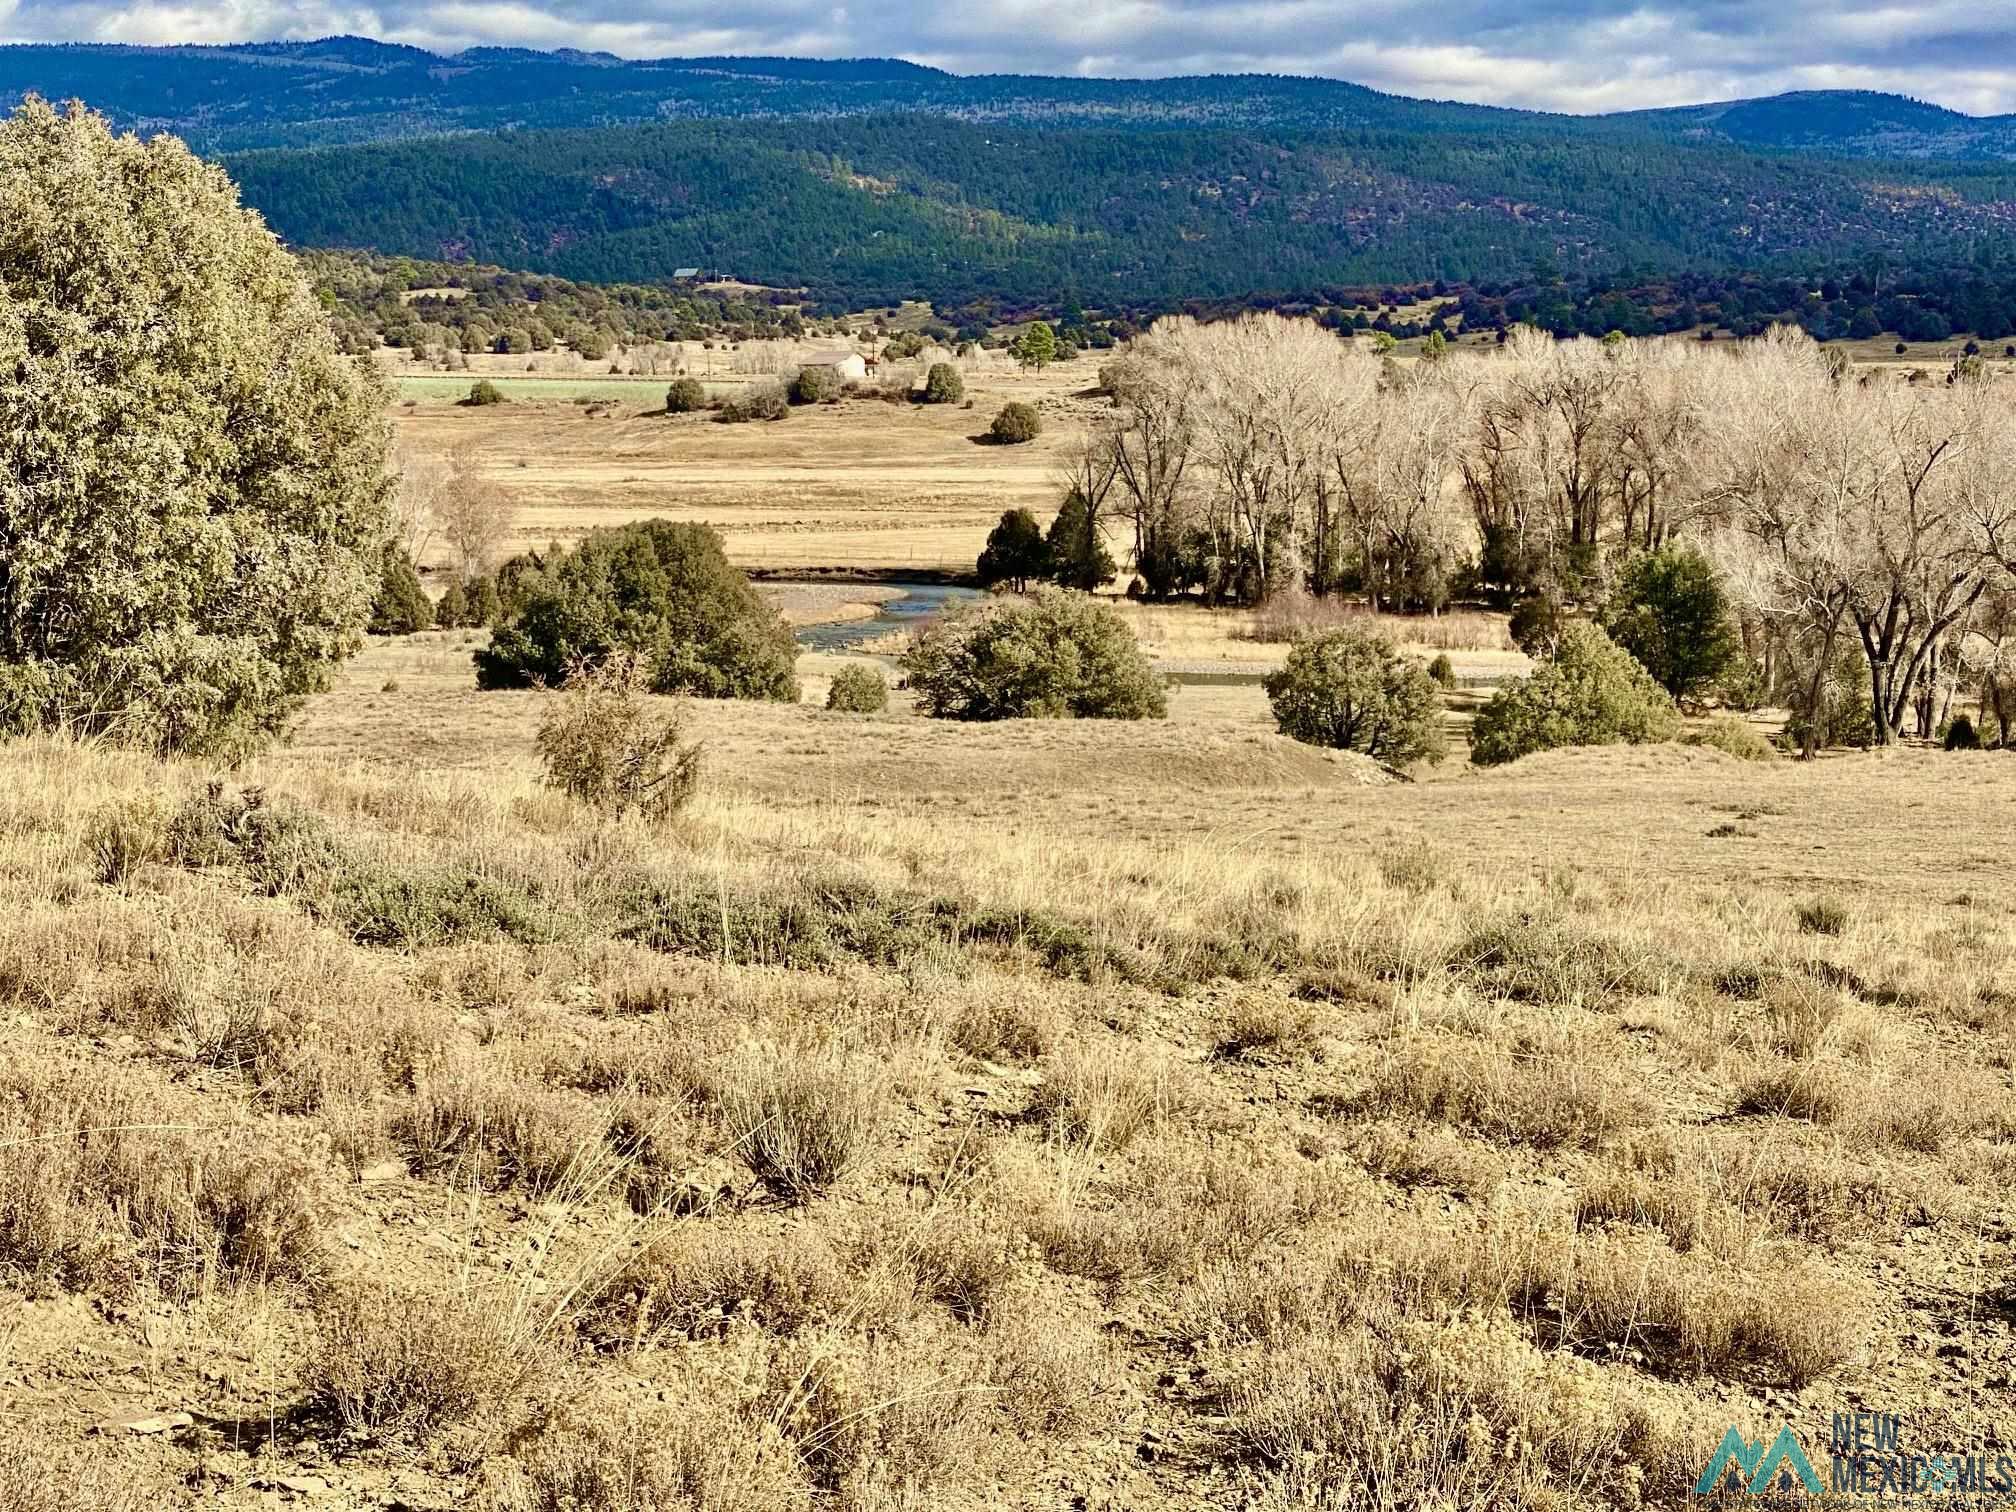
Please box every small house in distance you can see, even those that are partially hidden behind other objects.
[800,349,868,384]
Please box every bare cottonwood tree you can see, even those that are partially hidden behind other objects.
[436,443,513,583]
[390,445,451,566]
[1705,326,2002,747]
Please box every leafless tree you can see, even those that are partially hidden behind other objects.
[436,443,513,583]
[390,445,451,566]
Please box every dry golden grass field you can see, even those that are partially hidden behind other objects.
[394,357,1101,576]
[6,621,2016,1510]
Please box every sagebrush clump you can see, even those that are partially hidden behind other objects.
[824,664,889,713]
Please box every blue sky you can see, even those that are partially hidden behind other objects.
[4,0,2014,114]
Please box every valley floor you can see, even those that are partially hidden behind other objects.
[5,635,2016,1509]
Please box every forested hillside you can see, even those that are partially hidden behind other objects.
[14,39,2016,316]
[228,114,2016,309]
[6,41,2015,161]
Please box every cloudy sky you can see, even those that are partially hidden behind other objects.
[5,0,2015,115]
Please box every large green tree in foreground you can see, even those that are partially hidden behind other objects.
[0,99,393,758]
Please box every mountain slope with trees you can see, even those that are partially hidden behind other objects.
[226,113,2016,309]
[4,39,2016,159]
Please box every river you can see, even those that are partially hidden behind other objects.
[790,582,987,654]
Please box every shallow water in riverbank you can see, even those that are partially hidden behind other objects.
[790,581,986,652]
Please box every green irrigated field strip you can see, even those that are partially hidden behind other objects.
[395,375,674,403]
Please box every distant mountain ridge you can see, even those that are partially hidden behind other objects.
[8,40,2016,314]
[11,38,2010,157]
[0,39,1517,150]
[1617,90,2016,160]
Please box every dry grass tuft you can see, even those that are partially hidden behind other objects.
[715,1041,886,1200]
[395,1058,611,1194]
[311,1277,548,1443]
[1028,1039,1185,1152]
[1357,1031,1655,1150]
[0,1056,324,1297]
[487,1394,811,1512]
[1215,997,1323,1063]
[586,1228,852,1347]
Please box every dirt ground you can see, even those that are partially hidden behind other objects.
[8,639,2016,1509]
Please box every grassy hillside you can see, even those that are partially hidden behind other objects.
[6,636,2016,1507]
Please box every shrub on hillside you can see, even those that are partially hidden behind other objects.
[903,589,1167,721]
[1469,623,1680,766]
[787,365,841,405]
[976,508,1054,591]
[989,402,1042,444]
[922,362,964,404]
[1679,715,1776,761]
[476,520,798,701]
[369,546,434,635]
[664,377,706,413]
[1263,630,1447,768]
[1508,594,1564,658]
[1597,545,1738,703]
[716,380,790,423]
[0,100,391,759]
[824,665,889,713]
[463,379,506,407]
[536,657,702,823]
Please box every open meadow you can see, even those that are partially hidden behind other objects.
[7,623,2016,1509]
[391,350,1102,576]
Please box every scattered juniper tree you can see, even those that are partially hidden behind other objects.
[976,509,1054,592]
[824,664,889,713]
[369,547,434,635]
[0,99,392,758]
[989,402,1042,444]
[1045,491,1117,591]
[477,520,798,701]
[1597,545,1737,704]
[903,590,1166,721]
[1469,624,1679,766]
[1013,322,1057,371]
[1263,630,1447,768]
[921,362,964,404]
